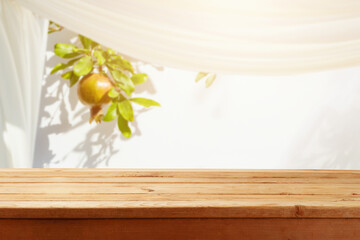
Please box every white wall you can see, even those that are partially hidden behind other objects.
[34,29,360,169]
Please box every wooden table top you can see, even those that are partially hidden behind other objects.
[0,169,359,219]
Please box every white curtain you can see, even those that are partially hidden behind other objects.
[0,0,48,167]
[14,0,360,75]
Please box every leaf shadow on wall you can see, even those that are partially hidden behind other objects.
[287,78,360,169]
[33,44,79,167]
[34,30,157,168]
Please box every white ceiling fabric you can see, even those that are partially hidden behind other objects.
[15,0,360,74]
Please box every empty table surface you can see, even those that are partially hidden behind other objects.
[0,169,359,219]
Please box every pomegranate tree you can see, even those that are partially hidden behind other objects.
[50,34,160,138]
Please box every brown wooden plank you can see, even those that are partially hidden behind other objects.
[0,218,359,240]
[0,169,360,186]
[0,193,359,201]
[1,205,360,219]
[1,169,360,183]
[0,169,360,179]
[2,177,360,184]
[0,183,357,196]
[0,169,358,219]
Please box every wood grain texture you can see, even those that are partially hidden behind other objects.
[0,169,359,219]
[1,218,360,240]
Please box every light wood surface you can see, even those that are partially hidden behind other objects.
[0,169,359,219]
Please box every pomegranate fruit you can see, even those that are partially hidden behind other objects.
[77,73,114,123]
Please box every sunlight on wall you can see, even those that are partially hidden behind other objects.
[34,29,360,169]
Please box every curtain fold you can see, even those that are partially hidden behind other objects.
[14,0,360,75]
[0,0,48,167]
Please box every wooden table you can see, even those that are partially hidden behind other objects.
[0,169,360,239]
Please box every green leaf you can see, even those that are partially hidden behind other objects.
[103,51,111,61]
[69,73,79,87]
[131,73,148,85]
[48,22,63,34]
[74,48,90,54]
[66,57,81,66]
[195,72,208,82]
[103,102,118,122]
[105,63,117,70]
[50,57,82,75]
[61,71,72,79]
[118,100,134,121]
[109,56,134,73]
[73,56,93,76]
[54,43,80,58]
[110,70,135,96]
[91,40,99,49]
[118,82,135,97]
[205,74,216,88]
[118,114,131,138]
[130,98,161,107]
[119,59,134,74]
[60,71,79,87]
[79,33,99,49]
[107,48,116,55]
[79,35,92,49]
[51,63,68,75]
[110,70,127,83]
[94,50,106,65]
[108,87,119,98]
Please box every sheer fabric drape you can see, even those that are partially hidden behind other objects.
[15,0,360,75]
[0,0,48,167]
